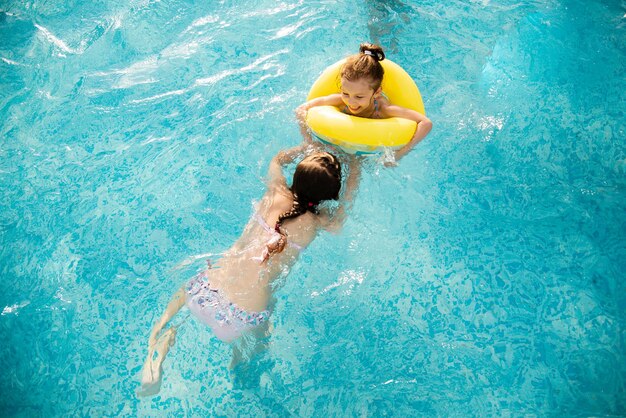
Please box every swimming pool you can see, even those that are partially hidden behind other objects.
[1,0,625,415]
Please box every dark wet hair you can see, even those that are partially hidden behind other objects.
[274,152,342,235]
[340,43,386,90]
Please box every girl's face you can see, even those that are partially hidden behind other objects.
[340,78,381,116]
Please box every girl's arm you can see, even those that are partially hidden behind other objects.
[382,105,433,161]
[322,156,361,232]
[295,94,344,143]
[266,145,307,188]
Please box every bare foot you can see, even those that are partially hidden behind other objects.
[136,328,177,397]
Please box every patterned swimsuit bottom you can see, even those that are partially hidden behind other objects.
[185,272,269,343]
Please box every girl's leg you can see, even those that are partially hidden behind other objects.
[137,288,186,397]
[230,321,271,370]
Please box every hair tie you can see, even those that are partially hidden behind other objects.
[308,202,314,207]
[362,49,382,61]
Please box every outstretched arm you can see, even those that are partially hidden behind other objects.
[324,156,361,232]
[383,105,433,161]
[295,94,344,143]
[342,157,361,207]
[266,145,307,188]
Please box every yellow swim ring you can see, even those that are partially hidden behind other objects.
[305,59,425,154]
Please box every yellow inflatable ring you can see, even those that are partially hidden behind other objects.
[305,58,425,154]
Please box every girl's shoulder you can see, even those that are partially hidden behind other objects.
[313,208,341,233]
[376,94,392,109]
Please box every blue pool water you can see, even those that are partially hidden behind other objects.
[1,0,625,416]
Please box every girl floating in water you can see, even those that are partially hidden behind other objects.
[295,43,432,161]
[137,146,358,396]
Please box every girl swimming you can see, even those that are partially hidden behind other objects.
[295,43,433,162]
[137,146,358,396]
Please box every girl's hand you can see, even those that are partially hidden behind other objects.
[295,105,308,125]
[381,105,433,161]
[295,95,344,144]
[295,104,313,144]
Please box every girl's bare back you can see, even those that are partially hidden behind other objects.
[206,185,322,312]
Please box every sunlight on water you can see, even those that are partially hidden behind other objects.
[1,0,625,416]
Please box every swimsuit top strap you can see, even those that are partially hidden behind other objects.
[371,97,383,118]
[289,240,304,251]
[253,211,273,234]
[254,212,304,251]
